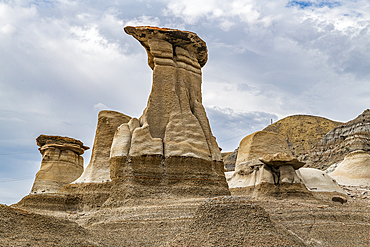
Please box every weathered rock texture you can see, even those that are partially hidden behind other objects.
[165,196,308,247]
[235,131,293,168]
[228,152,310,198]
[300,109,370,169]
[264,115,342,156]
[106,26,229,204]
[74,110,131,184]
[223,148,238,171]
[329,150,370,186]
[30,135,89,194]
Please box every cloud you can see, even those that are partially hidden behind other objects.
[124,15,161,27]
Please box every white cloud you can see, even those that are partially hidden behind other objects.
[124,15,161,27]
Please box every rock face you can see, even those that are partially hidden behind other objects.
[223,148,238,171]
[107,26,229,204]
[329,150,370,186]
[235,131,293,168]
[300,109,370,169]
[73,110,131,184]
[30,135,89,194]
[264,115,342,156]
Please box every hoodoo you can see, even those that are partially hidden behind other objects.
[108,26,229,204]
[30,135,89,194]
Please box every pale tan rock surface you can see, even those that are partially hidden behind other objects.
[123,26,221,161]
[329,150,370,186]
[31,135,89,194]
[235,131,293,168]
[73,110,131,184]
[260,152,305,169]
[296,168,345,194]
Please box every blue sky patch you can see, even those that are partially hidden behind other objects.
[287,1,342,9]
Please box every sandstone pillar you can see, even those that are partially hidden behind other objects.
[30,135,89,194]
[73,110,131,183]
[108,26,229,204]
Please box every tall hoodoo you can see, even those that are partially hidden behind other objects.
[108,26,229,202]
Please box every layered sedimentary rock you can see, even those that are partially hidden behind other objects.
[166,197,308,247]
[30,135,89,194]
[73,110,131,184]
[107,26,229,204]
[223,148,238,171]
[300,109,370,169]
[228,153,307,196]
[329,150,370,186]
[264,115,342,156]
[235,131,293,168]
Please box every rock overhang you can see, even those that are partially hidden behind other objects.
[124,26,208,69]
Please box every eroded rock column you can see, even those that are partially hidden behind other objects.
[108,26,229,204]
[31,135,89,194]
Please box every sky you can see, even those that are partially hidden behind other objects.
[1,0,370,205]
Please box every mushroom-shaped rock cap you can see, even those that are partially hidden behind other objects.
[260,152,305,169]
[124,26,207,69]
[36,134,89,155]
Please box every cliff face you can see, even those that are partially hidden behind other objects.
[263,115,342,156]
[300,109,370,169]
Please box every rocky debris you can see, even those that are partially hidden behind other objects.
[296,168,345,194]
[236,131,293,168]
[329,150,370,186]
[300,109,370,169]
[263,114,342,156]
[165,196,308,246]
[223,148,238,171]
[105,26,229,204]
[30,135,89,194]
[73,110,131,184]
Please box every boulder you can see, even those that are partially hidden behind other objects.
[329,150,370,186]
[30,135,89,194]
[260,152,305,169]
[235,131,293,168]
[296,168,345,194]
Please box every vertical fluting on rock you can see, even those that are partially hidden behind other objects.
[107,26,229,204]
[73,110,131,184]
[122,26,221,161]
[31,135,89,194]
